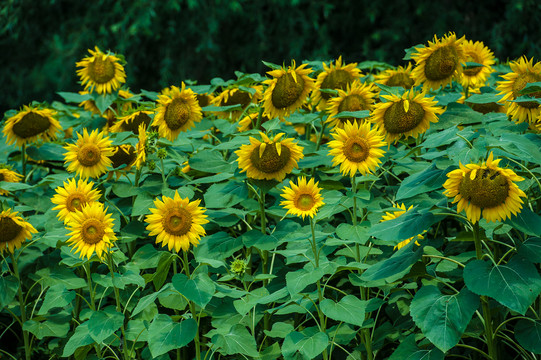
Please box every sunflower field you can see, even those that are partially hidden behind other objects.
[2,32,541,360]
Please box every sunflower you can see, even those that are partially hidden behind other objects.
[238,112,273,132]
[443,152,527,223]
[3,105,62,147]
[211,86,262,121]
[327,121,386,177]
[380,204,424,250]
[110,110,153,134]
[63,128,114,179]
[280,176,325,219]
[326,80,377,129]
[51,178,101,224]
[0,168,22,196]
[76,46,126,94]
[66,202,117,260]
[153,83,203,141]
[496,56,541,124]
[0,209,37,255]
[411,33,466,91]
[134,124,147,170]
[312,56,362,110]
[459,40,495,89]
[145,190,209,252]
[371,89,444,143]
[374,63,415,89]
[107,144,137,179]
[262,60,316,120]
[235,132,304,182]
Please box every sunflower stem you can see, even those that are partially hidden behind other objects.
[10,252,31,360]
[107,254,130,360]
[310,218,328,360]
[315,119,327,151]
[21,143,27,182]
[159,158,167,186]
[254,106,264,130]
[183,251,201,360]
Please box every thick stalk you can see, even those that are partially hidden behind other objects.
[10,253,30,360]
[107,255,130,360]
[183,251,201,360]
[21,144,27,182]
[310,219,328,360]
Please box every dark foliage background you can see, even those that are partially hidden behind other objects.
[2,0,541,115]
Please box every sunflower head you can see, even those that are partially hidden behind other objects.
[235,132,304,182]
[280,176,325,219]
[0,168,23,196]
[230,258,248,275]
[326,80,377,129]
[110,110,153,134]
[0,208,37,255]
[212,86,262,121]
[51,178,102,224]
[380,203,424,250]
[76,46,127,94]
[443,152,527,223]
[63,128,114,179]
[3,105,62,147]
[375,64,415,89]
[460,40,495,89]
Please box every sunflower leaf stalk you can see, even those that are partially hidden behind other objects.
[107,253,130,360]
[183,250,201,360]
[9,252,31,360]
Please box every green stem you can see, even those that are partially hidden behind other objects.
[183,251,201,360]
[315,120,327,151]
[107,255,130,360]
[310,218,328,360]
[254,106,264,131]
[21,144,27,182]
[84,262,103,358]
[10,253,30,360]
[159,158,167,186]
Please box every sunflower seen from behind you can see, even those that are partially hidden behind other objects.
[110,110,153,134]
[326,80,377,129]
[3,105,62,147]
[76,46,127,94]
[0,168,22,196]
[443,152,527,224]
[0,208,37,255]
[459,40,495,89]
[145,191,209,253]
[51,178,101,224]
[64,128,114,179]
[371,89,444,143]
[107,144,137,179]
[328,121,386,178]
[280,176,325,219]
[235,132,304,182]
[374,63,415,90]
[380,204,424,250]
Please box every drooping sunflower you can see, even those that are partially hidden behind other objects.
[211,85,263,121]
[374,63,415,89]
[235,132,304,182]
[107,144,137,179]
[459,40,495,89]
[0,168,22,196]
[443,152,527,224]
[327,121,386,177]
[312,56,362,111]
[280,176,325,219]
[380,204,424,250]
[262,60,316,120]
[153,83,203,141]
[371,89,444,143]
[66,202,117,260]
[3,105,62,147]
[76,46,127,94]
[411,33,466,91]
[496,56,541,124]
[51,178,101,224]
[63,128,114,179]
[326,80,377,129]
[134,124,147,170]
[110,110,153,134]
[0,209,37,255]
[145,190,209,253]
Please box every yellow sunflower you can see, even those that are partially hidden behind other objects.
[76,46,127,94]
[145,190,209,253]
[196,92,215,108]
[380,204,424,250]
[327,121,386,177]
[66,202,117,260]
[0,209,37,255]
[326,80,377,129]
[3,105,62,147]
[63,128,114,179]
[235,132,304,182]
[51,178,101,224]
[280,176,325,219]
[110,110,153,134]
[211,86,263,121]
[0,168,23,196]
[496,56,541,124]
[312,56,362,111]
[153,83,203,141]
[411,33,466,91]
[443,152,527,224]
[371,89,444,143]
[135,124,147,170]
[262,60,316,120]
[459,40,495,89]
[374,63,415,89]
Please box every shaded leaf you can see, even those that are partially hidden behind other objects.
[320,295,367,327]
[148,314,197,357]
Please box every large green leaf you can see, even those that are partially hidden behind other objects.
[388,334,444,360]
[132,285,170,317]
[282,331,329,359]
[410,286,479,352]
[87,307,124,344]
[62,322,94,357]
[361,245,423,281]
[464,257,541,314]
[335,224,369,245]
[518,237,541,263]
[148,314,197,357]
[35,267,87,290]
[0,275,18,310]
[395,165,448,200]
[194,231,243,261]
[286,267,325,295]
[189,149,236,173]
[370,208,438,243]
[212,324,259,357]
[504,208,541,236]
[204,181,248,209]
[38,284,75,315]
[515,319,541,354]
[172,273,215,308]
[320,295,367,327]
[24,314,70,340]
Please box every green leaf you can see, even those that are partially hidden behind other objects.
[62,322,94,357]
[38,284,75,315]
[504,208,541,236]
[395,165,448,200]
[194,231,243,261]
[515,319,541,354]
[282,331,329,359]
[132,192,154,216]
[264,322,295,338]
[361,245,423,281]
[212,324,259,357]
[286,267,325,295]
[431,103,483,129]
[172,273,215,308]
[519,81,541,95]
[153,252,175,290]
[0,181,33,191]
[320,295,368,327]
[334,110,370,119]
[518,237,541,263]
[464,257,541,314]
[0,275,18,310]
[388,334,444,360]
[57,91,92,103]
[335,224,369,245]
[93,93,117,114]
[204,181,248,209]
[36,267,87,290]
[242,230,279,251]
[87,307,124,344]
[262,60,282,70]
[131,243,162,269]
[148,314,197,357]
[26,143,67,161]
[370,208,437,243]
[189,149,235,173]
[464,93,503,104]
[132,286,170,317]
[24,314,70,340]
[410,286,479,352]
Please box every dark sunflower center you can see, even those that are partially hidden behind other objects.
[511,72,541,109]
[123,113,151,134]
[343,137,370,162]
[164,98,191,130]
[81,219,105,245]
[386,73,415,89]
[467,102,503,114]
[163,208,192,236]
[88,56,116,84]
[223,90,252,108]
[296,194,314,211]
[383,100,425,134]
[463,52,483,77]
[196,94,212,108]
[250,143,291,173]
[0,216,23,244]
[66,193,85,212]
[271,72,305,109]
[459,168,510,208]
[424,45,460,81]
[77,143,102,167]
[320,69,355,100]
[337,94,369,124]
[110,146,136,169]
[12,112,51,139]
[0,174,4,182]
